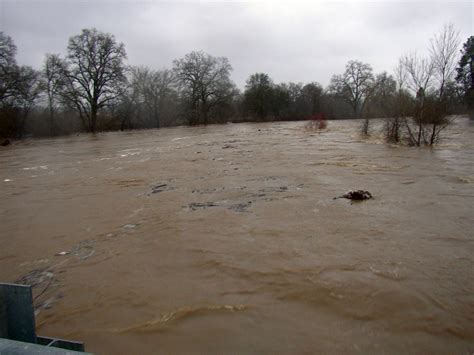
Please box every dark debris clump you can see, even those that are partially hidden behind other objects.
[335,190,373,201]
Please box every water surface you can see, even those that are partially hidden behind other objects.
[1,118,473,354]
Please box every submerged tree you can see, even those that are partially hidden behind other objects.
[367,72,397,116]
[396,24,461,146]
[430,23,460,100]
[301,82,324,116]
[118,66,179,129]
[242,73,275,120]
[61,28,127,133]
[243,79,324,121]
[42,53,66,135]
[426,23,460,144]
[13,66,42,138]
[398,52,437,145]
[173,51,235,125]
[131,67,176,128]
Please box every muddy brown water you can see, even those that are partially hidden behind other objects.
[1,118,473,354]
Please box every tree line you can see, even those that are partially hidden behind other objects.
[0,25,472,144]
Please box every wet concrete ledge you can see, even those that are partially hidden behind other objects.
[0,338,92,354]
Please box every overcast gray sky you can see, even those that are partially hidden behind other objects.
[0,0,472,89]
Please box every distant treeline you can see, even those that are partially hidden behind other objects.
[0,25,472,139]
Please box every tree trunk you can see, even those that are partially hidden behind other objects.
[416,95,425,146]
[404,118,416,146]
[202,106,208,125]
[17,108,30,139]
[201,96,208,125]
[470,53,474,89]
[352,104,358,119]
[49,105,55,136]
[429,124,438,145]
[154,102,160,128]
[416,121,423,146]
[90,102,98,133]
[48,94,55,136]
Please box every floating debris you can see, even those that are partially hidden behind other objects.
[123,224,138,229]
[192,188,217,194]
[150,183,168,194]
[334,190,373,201]
[16,268,54,288]
[257,186,289,195]
[229,201,252,212]
[148,183,174,195]
[187,202,218,210]
[55,251,69,256]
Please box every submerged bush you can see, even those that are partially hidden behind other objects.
[305,113,327,130]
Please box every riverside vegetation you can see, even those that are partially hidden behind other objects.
[0,24,473,147]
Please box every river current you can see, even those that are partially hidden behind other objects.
[1,118,473,354]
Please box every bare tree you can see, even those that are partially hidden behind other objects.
[425,23,460,144]
[14,66,43,138]
[0,32,20,103]
[130,67,176,128]
[369,72,397,116]
[396,24,461,146]
[401,52,434,95]
[386,89,413,143]
[173,51,235,125]
[43,53,65,135]
[394,58,408,92]
[329,60,374,119]
[1,34,42,138]
[430,23,460,99]
[61,28,127,133]
[398,52,434,145]
[386,60,414,143]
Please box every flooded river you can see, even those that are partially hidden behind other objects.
[1,118,473,354]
